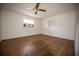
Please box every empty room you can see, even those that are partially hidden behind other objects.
[0,3,79,56]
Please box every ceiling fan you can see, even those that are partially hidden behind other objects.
[26,3,46,15]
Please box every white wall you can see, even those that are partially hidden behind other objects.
[75,4,79,56]
[75,11,79,55]
[0,9,77,40]
[0,9,1,41]
[42,11,77,40]
[1,10,41,40]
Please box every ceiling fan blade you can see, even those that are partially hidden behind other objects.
[35,3,40,9]
[39,9,46,12]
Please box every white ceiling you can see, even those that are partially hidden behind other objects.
[1,3,76,19]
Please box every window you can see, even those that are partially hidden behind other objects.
[23,19,34,28]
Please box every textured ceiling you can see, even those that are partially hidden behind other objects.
[1,3,76,19]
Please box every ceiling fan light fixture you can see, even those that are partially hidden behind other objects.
[35,11,37,15]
